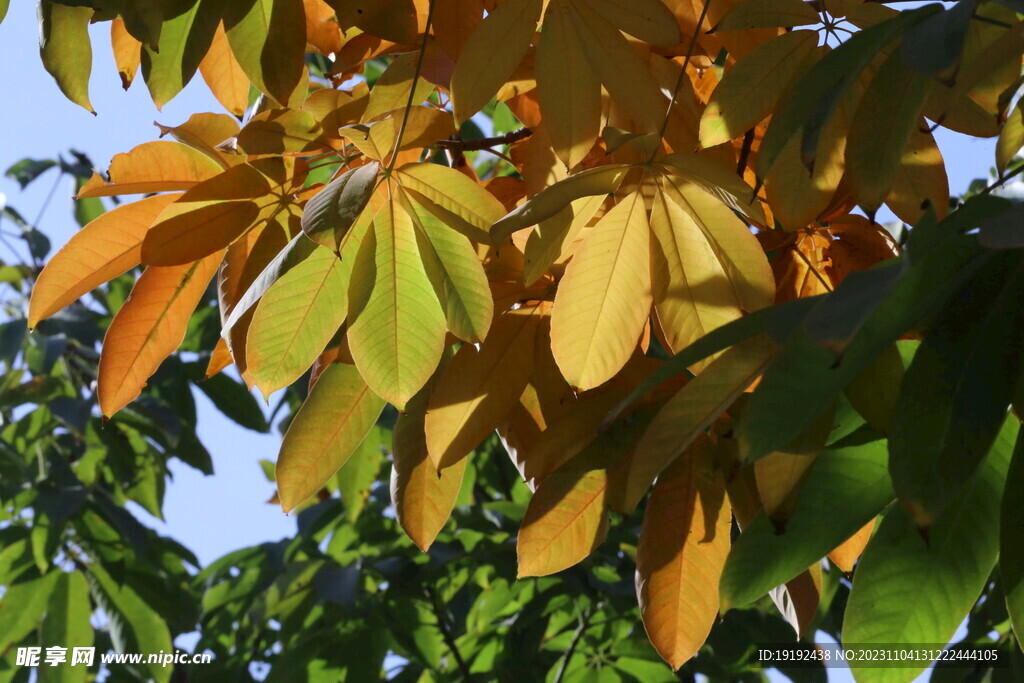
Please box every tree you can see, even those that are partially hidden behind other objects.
[5,0,1024,680]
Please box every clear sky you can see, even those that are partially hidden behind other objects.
[0,8,1000,678]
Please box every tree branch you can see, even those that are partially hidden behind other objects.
[425,585,474,681]
[436,127,533,153]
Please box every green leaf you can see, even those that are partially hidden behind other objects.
[335,425,387,522]
[843,418,1018,683]
[41,571,93,683]
[87,563,173,683]
[737,231,994,463]
[404,191,493,343]
[756,6,939,179]
[224,0,306,105]
[720,429,891,607]
[889,253,1024,526]
[301,162,380,251]
[38,1,95,113]
[246,244,353,398]
[141,0,223,109]
[0,571,61,652]
[223,233,318,333]
[979,202,1024,249]
[1001,428,1024,648]
[347,197,447,409]
[276,362,386,512]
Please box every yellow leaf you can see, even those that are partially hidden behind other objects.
[29,194,181,328]
[517,457,610,577]
[658,153,768,225]
[341,108,455,161]
[712,0,822,31]
[586,0,682,46]
[362,52,436,122]
[636,435,731,670]
[523,194,604,286]
[347,195,447,409]
[754,405,834,521]
[568,0,664,132]
[884,125,949,225]
[98,252,224,417]
[224,0,306,106]
[699,31,818,147]
[392,356,468,551]
[140,163,274,266]
[492,164,630,243]
[536,0,601,170]
[660,175,774,313]
[155,112,242,169]
[77,141,224,198]
[237,108,329,155]
[111,18,142,90]
[396,162,506,243]
[551,192,652,390]
[649,188,741,355]
[304,0,343,55]
[199,22,253,117]
[997,98,1024,174]
[206,337,234,377]
[276,362,386,512]
[624,336,778,511]
[425,305,542,471]
[769,565,821,638]
[828,519,875,572]
[450,0,542,124]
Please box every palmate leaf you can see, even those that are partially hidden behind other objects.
[843,419,1018,683]
[276,362,386,512]
[395,162,506,244]
[300,161,379,251]
[98,251,223,417]
[347,195,447,409]
[636,434,730,670]
[41,571,93,683]
[29,193,181,327]
[711,0,821,31]
[550,191,652,390]
[236,109,329,156]
[522,194,605,286]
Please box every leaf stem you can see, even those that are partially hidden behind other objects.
[649,0,713,162]
[386,0,438,174]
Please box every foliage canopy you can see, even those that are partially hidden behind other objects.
[4,0,1024,679]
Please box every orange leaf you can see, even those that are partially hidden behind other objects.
[29,194,181,328]
[98,251,224,417]
[77,141,224,198]
[199,22,251,117]
[111,18,142,90]
[140,163,274,266]
[636,434,731,670]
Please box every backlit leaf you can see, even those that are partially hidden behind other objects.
[199,21,250,117]
[301,161,379,251]
[550,192,652,390]
[636,436,730,670]
[396,162,506,243]
[276,362,386,512]
[141,0,222,109]
[29,194,180,327]
[38,1,94,113]
[450,0,541,124]
[347,196,447,409]
[98,251,223,417]
[712,0,821,31]
[237,108,329,155]
[225,0,306,106]
[77,140,223,198]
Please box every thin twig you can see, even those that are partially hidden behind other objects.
[436,127,533,152]
[386,0,438,173]
[553,604,597,683]
[426,585,473,681]
[650,0,713,161]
